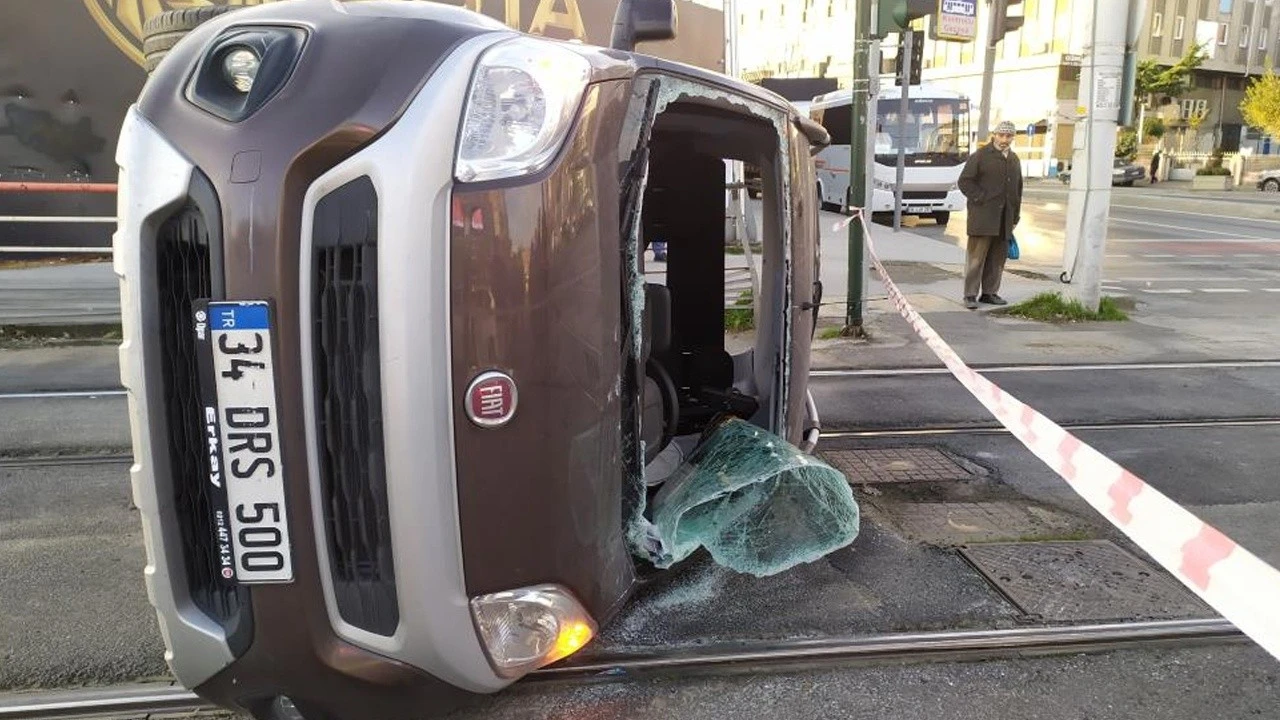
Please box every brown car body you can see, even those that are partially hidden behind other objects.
[115,2,827,718]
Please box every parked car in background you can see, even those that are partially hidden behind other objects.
[1256,169,1280,192]
[1058,157,1146,186]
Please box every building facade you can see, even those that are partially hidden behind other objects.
[738,0,1280,174]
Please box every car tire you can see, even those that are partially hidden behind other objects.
[932,211,950,226]
[248,696,336,720]
[142,6,240,74]
[1264,179,1280,193]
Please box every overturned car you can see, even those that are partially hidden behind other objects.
[114,1,852,718]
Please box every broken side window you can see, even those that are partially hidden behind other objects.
[620,74,859,576]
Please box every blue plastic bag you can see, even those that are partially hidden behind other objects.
[1008,234,1020,260]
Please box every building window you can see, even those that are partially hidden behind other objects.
[1175,16,1185,39]
[1221,0,1234,10]
[1261,28,1269,49]
[1153,11,1164,36]
[1241,24,1251,45]
[1219,22,1230,43]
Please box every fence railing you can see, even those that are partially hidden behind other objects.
[0,182,118,254]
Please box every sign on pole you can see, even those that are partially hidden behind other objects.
[936,0,978,42]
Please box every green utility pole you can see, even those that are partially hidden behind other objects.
[844,0,873,336]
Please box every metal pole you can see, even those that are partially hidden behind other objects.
[1218,76,1227,148]
[1064,0,1129,312]
[724,0,745,246]
[894,30,912,232]
[845,0,872,334]
[1245,0,1262,77]
[977,0,1004,139]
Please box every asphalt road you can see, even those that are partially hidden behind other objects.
[914,183,1280,304]
[4,364,1280,701]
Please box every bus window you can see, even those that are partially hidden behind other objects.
[874,97,970,166]
[816,104,851,146]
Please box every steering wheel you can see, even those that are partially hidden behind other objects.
[644,359,680,464]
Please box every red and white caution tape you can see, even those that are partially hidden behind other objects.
[838,209,1280,662]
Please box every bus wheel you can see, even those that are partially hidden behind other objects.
[142,6,241,74]
[932,211,950,226]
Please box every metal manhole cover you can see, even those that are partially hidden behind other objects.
[822,447,980,484]
[959,541,1212,622]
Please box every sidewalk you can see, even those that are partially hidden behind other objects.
[0,261,118,326]
[810,214,1280,370]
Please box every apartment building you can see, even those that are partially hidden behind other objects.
[737,0,1280,173]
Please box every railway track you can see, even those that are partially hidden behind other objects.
[0,619,1242,719]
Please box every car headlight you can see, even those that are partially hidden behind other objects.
[470,584,596,678]
[455,37,590,183]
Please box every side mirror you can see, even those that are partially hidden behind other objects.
[609,0,677,52]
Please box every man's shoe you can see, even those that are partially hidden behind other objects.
[979,294,1008,306]
[964,296,979,309]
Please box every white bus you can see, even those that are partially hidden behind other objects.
[809,84,972,225]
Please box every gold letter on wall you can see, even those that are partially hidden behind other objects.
[529,0,586,38]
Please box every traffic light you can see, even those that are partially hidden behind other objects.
[876,1,908,37]
[894,29,924,86]
[991,0,1024,43]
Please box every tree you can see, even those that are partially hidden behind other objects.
[1241,68,1280,139]
[1135,44,1207,103]
[1142,116,1166,140]
[1115,128,1138,159]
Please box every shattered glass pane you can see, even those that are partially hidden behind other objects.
[630,418,859,577]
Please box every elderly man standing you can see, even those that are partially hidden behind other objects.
[957,120,1023,309]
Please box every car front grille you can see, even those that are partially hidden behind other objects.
[155,201,251,640]
[311,176,399,636]
[901,190,948,200]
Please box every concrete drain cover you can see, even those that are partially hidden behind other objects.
[823,447,980,484]
[876,501,1088,545]
[959,541,1211,622]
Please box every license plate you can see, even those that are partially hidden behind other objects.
[906,206,931,213]
[194,300,294,584]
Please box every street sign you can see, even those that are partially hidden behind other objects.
[936,0,977,42]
